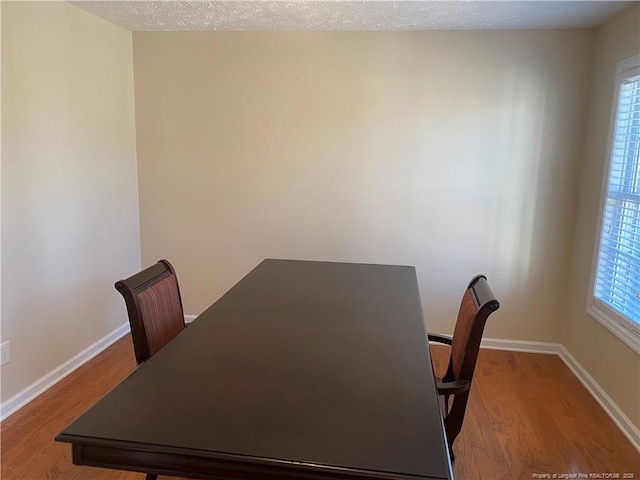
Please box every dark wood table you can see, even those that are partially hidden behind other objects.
[56,259,452,480]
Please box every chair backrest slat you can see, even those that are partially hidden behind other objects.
[115,259,186,365]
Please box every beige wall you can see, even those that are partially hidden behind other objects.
[563,6,640,429]
[133,30,593,342]
[1,2,140,403]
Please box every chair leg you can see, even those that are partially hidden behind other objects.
[145,474,157,480]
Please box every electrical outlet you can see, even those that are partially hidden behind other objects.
[1,341,10,366]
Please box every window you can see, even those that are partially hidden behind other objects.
[589,54,640,353]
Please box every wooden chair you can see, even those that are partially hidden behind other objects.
[115,259,186,480]
[428,274,500,461]
[115,259,186,365]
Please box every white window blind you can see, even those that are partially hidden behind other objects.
[591,55,640,349]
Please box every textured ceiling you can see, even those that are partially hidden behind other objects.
[71,1,639,31]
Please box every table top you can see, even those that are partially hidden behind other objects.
[57,259,451,480]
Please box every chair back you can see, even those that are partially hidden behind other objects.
[441,274,500,450]
[115,259,185,365]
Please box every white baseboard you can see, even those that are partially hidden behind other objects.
[0,322,130,422]
[184,314,197,323]
[558,345,640,452]
[481,337,562,355]
[480,337,640,452]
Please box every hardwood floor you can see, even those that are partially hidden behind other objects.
[430,346,639,479]
[1,336,638,479]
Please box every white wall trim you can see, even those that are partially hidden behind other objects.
[480,337,639,452]
[558,345,640,452]
[586,303,640,355]
[0,322,130,421]
[184,314,197,324]
[481,337,562,355]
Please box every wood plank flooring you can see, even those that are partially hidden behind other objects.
[1,336,638,479]
[430,345,639,479]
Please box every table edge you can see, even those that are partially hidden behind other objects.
[55,433,448,480]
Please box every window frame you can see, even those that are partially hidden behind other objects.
[587,54,640,354]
